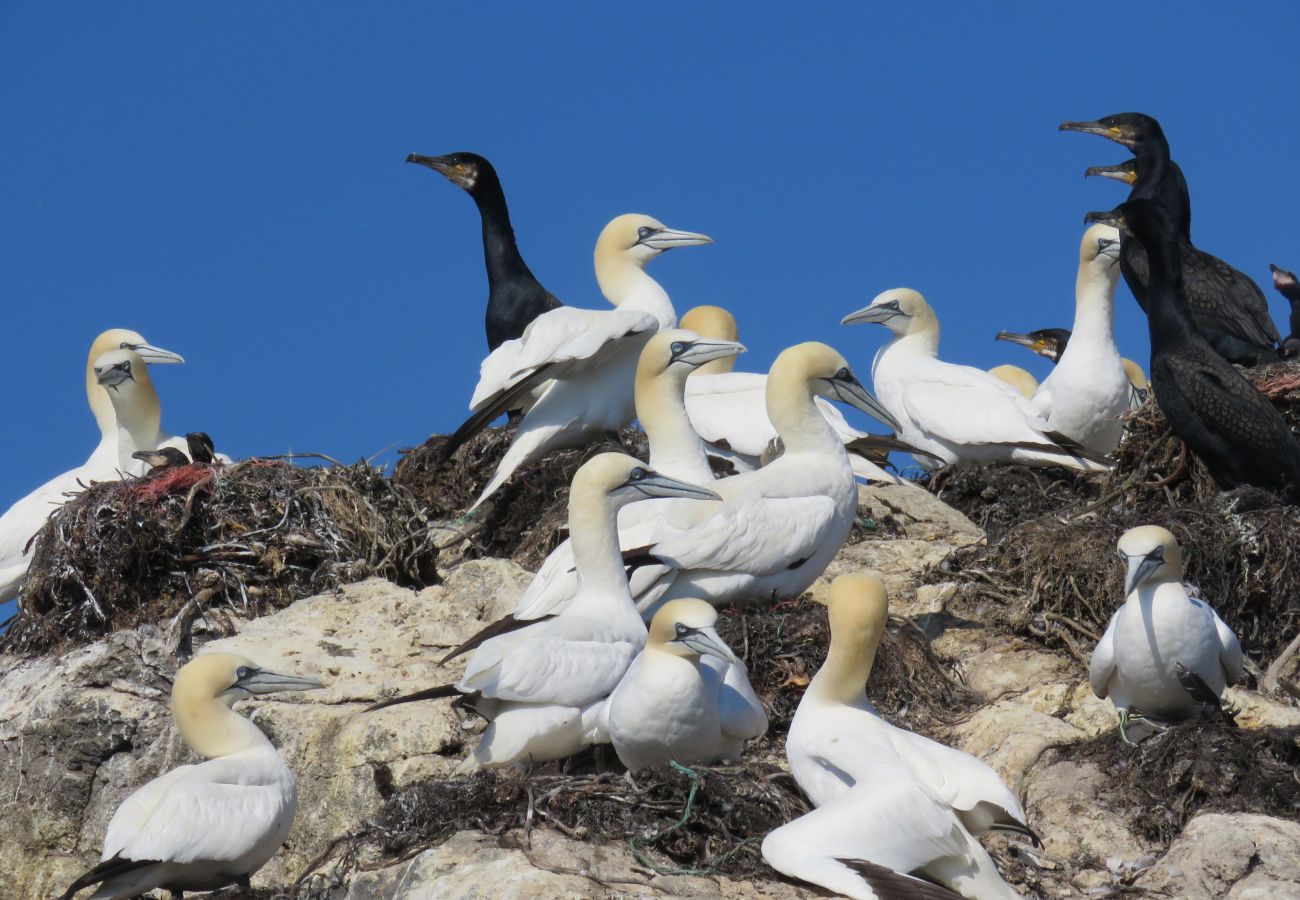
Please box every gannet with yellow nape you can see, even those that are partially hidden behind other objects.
[440,214,712,509]
[58,653,323,900]
[762,573,1028,899]
[0,332,183,604]
[986,364,1038,399]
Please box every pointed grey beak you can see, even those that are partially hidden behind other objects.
[1123,551,1164,596]
[622,470,722,502]
[995,331,1039,350]
[95,362,134,388]
[674,339,746,369]
[1059,120,1135,148]
[131,343,185,365]
[1098,238,1121,261]
[1085,163,1138,185]
[238,669,326,695]
[675,624,736,663]
[841,303,905,326]
[823,372,901,432]
[638,227,713,250]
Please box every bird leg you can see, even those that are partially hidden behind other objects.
[1117,709,1138,746]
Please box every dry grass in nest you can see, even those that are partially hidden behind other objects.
[393,426,649,569]
[932,361,1300,677]
[1053,720,1300,846]
[3,458,438,655]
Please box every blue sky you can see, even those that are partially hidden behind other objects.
[3,3,1299,519]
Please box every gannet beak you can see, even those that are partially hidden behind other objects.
[1097,237,1122,261]
[823,371,902,432]
[1059,120,1134,147]
[637,227,713,251]
[673,339,746,368]
[1123,551,1164,596]
[674,625,736,663]
[130,343,185,365]
[841,302,905,327]
[95,361,135,389]
[1084,208,1125,231]
[1085,164,1138,185]
[621,469,722,502]
[995,331,1047,353]
[237,669,326,695]
[407,153,475,189]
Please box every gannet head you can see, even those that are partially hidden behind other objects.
[1085,159,1138,185]
[820,572,889,679]
[1122,359,1149,393]
[995,328,1071,362]
[769,342,900,431]
[93,349,153,396]
[596,213,712,269]
[172,652,324,758]
[186,431,217,464]
[1059,112,1166,151]
[648,598,736,662]
[987,364,1039,400]
[1117,525,1184,595]
[406,151,497,195]
[680,306,741,375]
[89,329,186,367]
[841,288,935,339]
[1082,223,1122,270]
[636,329,746,384]
[571,452,721,511]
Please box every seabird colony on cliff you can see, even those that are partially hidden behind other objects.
[31,108,1300,897]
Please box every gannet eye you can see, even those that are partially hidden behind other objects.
[120,341,135,350]
[236,666,251,680]
[835,367,851,380]
[637,226,659,241]
[670,341,686,356]
[628,467,647,481]
[674,623,689,636]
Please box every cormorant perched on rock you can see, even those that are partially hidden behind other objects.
[408,151,562,349]
[1269,264,1300,357]
[1088,198,1300,501]
[1062,113,1281,365]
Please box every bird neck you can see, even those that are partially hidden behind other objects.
[1132,151,1192,239]
[110,386,162,462]
[765,376,844,456]
[473,181,538,288]
[173,693,273,759]
[85,363,116,440]
[1071,262,1121,345]
[1141,236,1199,344]
[595,259,677,328]
[808,621,879,706]
[637,371,713,482]
[568,490,632,602]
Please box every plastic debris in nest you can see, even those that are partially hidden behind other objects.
[3,457,438,655]
[393,426,650,569]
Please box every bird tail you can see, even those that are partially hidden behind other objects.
[989,819,1043,847]
[438,366,553,462]
[834,858,964,900]
[845,434,945,465]
[58,856,157,900]
[366,683,463,712]
[438,614,555,665]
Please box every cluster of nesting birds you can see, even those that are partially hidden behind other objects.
[10,110,1289,899]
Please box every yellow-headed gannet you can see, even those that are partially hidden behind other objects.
[986,365,1039,400]
[1026,225,1129,454]
[93,349,168,475]
[762,573,1028,900]
[59,653,322,900]
[368,453,720,771]
[1122,359,1150,410]
[440,214,711,509]
[678,305,907,484]
[605,598,765,770]
[843,289,1110,471]
[996,327,1149,412]
[0,332,183,604]
[1090,526,1244,744]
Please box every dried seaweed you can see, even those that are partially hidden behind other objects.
[3,458,438,654]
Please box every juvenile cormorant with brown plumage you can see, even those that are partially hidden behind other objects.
[1089,198,1300,500]
[1062,112,1281,365]
[408,151,562,349]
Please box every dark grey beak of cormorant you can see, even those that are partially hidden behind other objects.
[1270,264,1298,290]
[407,153,476,190]
[1084,163,1138,186]
[1059,120,1137,148]
[995,331,1051,356]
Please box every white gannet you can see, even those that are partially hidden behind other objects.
[986,365,1039,400]
[59,653,323,900]
[994,328,1149,412]
[762,573,1027,900]
[440,214,712,509]
[368,453,720,771]
[93,350,168,475]
[0,332,183,604]
[1090,525,1244,744]
[678,305,905,483]
[1026,225,1130,454]
[605,598,765,770]
[631,342,899,616]
[1122,359,1150,410]
[843,289,1110,471]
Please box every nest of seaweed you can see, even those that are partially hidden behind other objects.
[933,360,1300,678]
[1055,719,1300,846]
[2,458,438,655]
[394,426,649,569]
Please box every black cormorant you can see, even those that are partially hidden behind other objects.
[408,152,562,349]
[995,328,1072,362]
[185,431,216,464]
[1269,264,1300,357]
[131,446,191,472]
[1088,198,1300,501]
[1062,113,1281,365]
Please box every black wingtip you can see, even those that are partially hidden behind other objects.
[834,858,964,900]
[365,683,463,712]
[993,820,1044,848]
[59,855,158,900]
[438,613,554,665]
